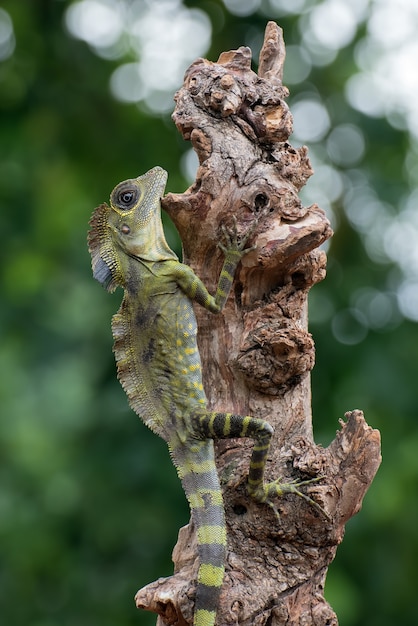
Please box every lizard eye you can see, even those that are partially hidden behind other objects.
[121,191,134,204]
[117,188,137,208]
[112,184,140,210]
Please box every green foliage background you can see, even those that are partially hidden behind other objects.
[1,1,417,625]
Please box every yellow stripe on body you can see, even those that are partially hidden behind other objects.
[197,524,227,545]
[194,609,217,626]
[222,413,231,436]
[199,412,231,437]
[197,412,216,435]
[220,268,234,282]
[253,442,269,452]
[249,459,266,470]
[247,476,261,485]
[188,489,224,509]
[176,459,216,477]
[198,563,224,587]
[190,278,200,298]
[215,287,227,299]
[240,416,251,437]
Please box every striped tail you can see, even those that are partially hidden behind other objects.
[173,439,227,626]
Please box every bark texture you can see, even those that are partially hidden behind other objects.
[135,22,381,626]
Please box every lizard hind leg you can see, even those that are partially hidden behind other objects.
[192,411,326,519]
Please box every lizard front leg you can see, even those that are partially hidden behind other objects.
[174,217,258,314]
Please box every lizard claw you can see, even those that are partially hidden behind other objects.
[218,215,259,256]
[248,476,329,521]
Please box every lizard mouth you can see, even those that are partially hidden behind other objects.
[137,166,168,203]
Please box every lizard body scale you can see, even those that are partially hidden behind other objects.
[88,166,322,626]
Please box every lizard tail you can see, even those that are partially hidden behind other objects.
[172,439,226,626]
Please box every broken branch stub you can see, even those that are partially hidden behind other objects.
[135,22,381,626]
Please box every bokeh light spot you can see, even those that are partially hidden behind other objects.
[345,72,385,118]
[267,0,307,14]
[309,0,357,51]
[352,288,399,330]
[110,63,145,103]
[397,279,418,322]
[326,124,366,166]
[65,0,124,49]
[180,148,199,183]
[346,0,418,138]
[332,308,368,345]
[0,8,15,61]
[291,98,331,142]
[76,1,213,113]
[223,0,261,16]
[283,45,312,85]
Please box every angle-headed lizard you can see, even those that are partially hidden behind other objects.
[88,166,322,626]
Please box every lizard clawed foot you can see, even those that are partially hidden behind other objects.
[218,215,258,257]
[248,477,329,521]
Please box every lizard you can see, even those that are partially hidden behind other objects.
[88,165,324,626]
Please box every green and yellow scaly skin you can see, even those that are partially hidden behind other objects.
[88,166,322,626]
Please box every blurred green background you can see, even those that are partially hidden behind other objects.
[1,1,417,624]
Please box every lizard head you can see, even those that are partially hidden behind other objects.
[88,166,177,292]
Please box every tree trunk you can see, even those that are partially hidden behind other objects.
[135,22,381,626]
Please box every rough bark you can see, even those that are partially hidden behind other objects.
[135,22,381,626]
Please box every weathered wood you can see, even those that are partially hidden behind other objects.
[135,22,381,626]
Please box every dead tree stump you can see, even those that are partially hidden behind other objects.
[135,22,381,626]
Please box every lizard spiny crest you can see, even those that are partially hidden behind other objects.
[88,202,121,292]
